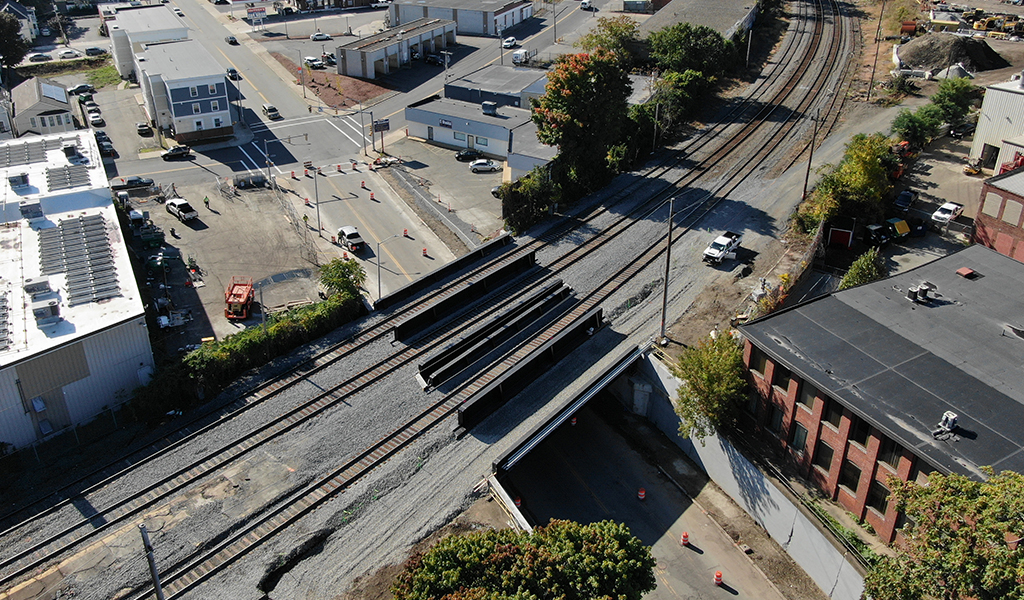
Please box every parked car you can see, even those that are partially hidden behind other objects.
[950,122,976,140]
[173,7,184,16]
[214,0,230,4]
[27,53,52,62]
[310,31,332,41]
[338,225,365,252]
[455,148,483,162]
[94,130,110,143]
[166,199,198,222]
[469,159,501,173]
[491,186,502,199]
[424,54,442,65]
[85,47,108,56]
[136,122,151,136]
[57,49,81,60]
[162,146,192,160]
[111,176,153,190]
[225,35,238,44]
[88,114,105,126]
[931,202,964,224]
[98,141,116,157]
[67,83,95,95]
[304,56,325,69]
[502,36,517,48]
[86,106,102,116]
[226,67,241,80]
[321,53,336,65]
[40,27,51,36]
[279,5,294,13]
[894,189,918,213]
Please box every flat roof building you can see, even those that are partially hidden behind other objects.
[388,0,532,37]
[0,131,154,451]
[738,245,1024,542]
[638,0,757,41]
[337,18,456,80]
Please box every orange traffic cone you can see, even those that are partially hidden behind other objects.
[680,532,689,546]
[714,571,723,586]
[514,497,521,508]
[638,488,646,501]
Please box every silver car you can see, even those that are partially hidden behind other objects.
[469,159,501,173]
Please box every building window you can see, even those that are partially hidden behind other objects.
[797,382,817,410]
[64,114,71,124]
[839,460,862,493]
[214,117,222,127]
[866,480,890,514]
[823,398,843,428]
[749,346,768,377]
[453,132,466,141]
[48,116,56,127]
[910,461,934,486]
[767,403,784,434]
[190,86,198,97]
[812,440,834,473]
[208,84,217,94]
[772,365,792,394]
[30,117,36,128]
[475,136,488,146]
[744,392,758,416]
[790,422,808,454]
[193,103,201,114]
[878,438,902,468]
[211,100,219,112]
[849,416,870,447]
[195,120,204,130]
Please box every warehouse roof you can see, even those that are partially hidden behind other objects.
[0,131,145,368]
[982,164,1024,197]
[339,18,455,53]
[739,245,1024,480]
[108,4,184,33]
[391,0,528,12]
[639,0,753,40]
[447,64,548,97]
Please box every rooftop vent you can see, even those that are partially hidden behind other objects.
[31,298,60,326]
[62,145,79,159]
[19,199,42,220]
[23,277,51,297]
[9,173,29,189]
[932,411,959,438]
[956,267,978,279]
[482,101,498,116]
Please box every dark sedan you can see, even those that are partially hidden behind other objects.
[110,176,154,190]
[455,148,483,162]
[162,146,192,160]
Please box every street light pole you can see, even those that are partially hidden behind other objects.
[314,167,322,237]
[370,110,376,152]
[298,51,306,99]
[498,28,503,65]
[359,100,366,155]
[376,233,401,300]
[264,138,271,181]
[660,197,674,342]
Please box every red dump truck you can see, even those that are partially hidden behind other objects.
[225,276,255,320]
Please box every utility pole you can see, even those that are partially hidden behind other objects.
[359,100,367,155]
[376,233,401,300]
[264,138,271,181]
[867,0,886,102]
[370,110,376,152]
[314,166,321,237]
[498,28,503,65]
[552,0,557,43]
[139,524,166,600]
[659,197,674,343]
[801,108,821,202]
[298,51,306,99]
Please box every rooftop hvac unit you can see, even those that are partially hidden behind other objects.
[23,277,51,297]
[19,199,43,220]
[62,145,80,159]
[31,298,60,325]
[9,173,29,189]
[482,101,498,116]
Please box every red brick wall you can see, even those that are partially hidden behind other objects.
[974,184,1024,263]
[741,340,926,544]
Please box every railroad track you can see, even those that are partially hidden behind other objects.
[0,0,851,595]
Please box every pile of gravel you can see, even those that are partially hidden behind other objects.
[898,32,1010,72]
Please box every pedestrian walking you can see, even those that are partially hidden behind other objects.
[307,105,312,113]
[203,196,210,209]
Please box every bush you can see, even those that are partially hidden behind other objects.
[840,247,887,290]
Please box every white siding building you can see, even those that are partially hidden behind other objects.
[971,76,1024,170]
[103,4,188,79]
[388,0,532,37]
[0,131,154,451]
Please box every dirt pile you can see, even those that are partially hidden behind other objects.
[898,32,1011,72]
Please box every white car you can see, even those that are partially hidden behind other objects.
[310,32,332,41]
[173,7,184,15]
[931,202,964,224]
[57,49,81,60]
[469,159,501,173]
[303,56,325,69]
[88,113,105,127]
[502,36,517,48]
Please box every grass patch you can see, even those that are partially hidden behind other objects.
[808,501,880,566]
[87,65,122,89]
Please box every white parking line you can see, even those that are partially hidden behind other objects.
[250,142,285,175]
[237,146,259,174]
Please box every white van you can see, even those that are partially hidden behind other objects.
[580,0,591,8]
[262,103,281,119]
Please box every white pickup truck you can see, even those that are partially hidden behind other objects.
[703,231,742,264]
[166,199,199,222]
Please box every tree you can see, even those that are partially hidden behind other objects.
[392,520,657,600]
[648,23,733,77]
[575,16,640,68]
[0,13,30,81]
[863,469,1024,600]
[891,105,942,147]
[653,69,712,129]
[502,165,559,233]
[670,333,747,442]
[531,50,631,194]
[839,247,886,290]
[931,77,976,125]
[318,258,365,298]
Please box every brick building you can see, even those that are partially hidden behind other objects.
[738,245,1024,544]
[974,167,1024,262]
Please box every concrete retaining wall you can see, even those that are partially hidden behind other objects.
[632,353,865,600]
